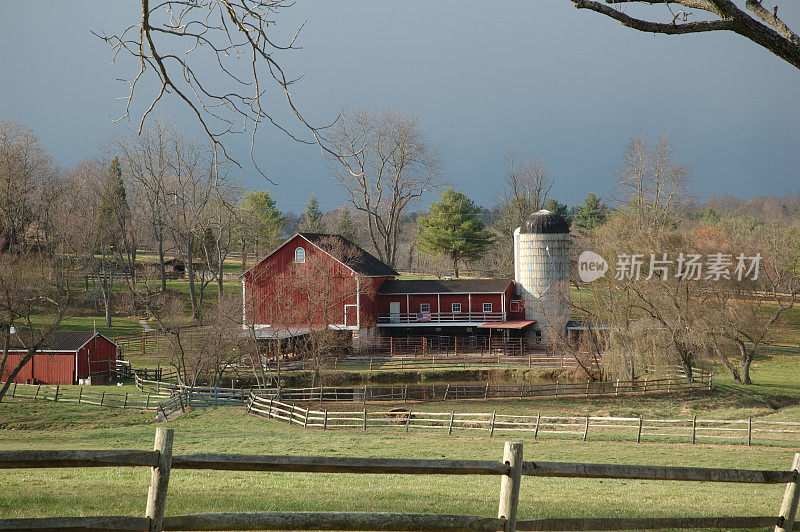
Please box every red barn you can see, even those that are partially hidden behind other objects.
[1,331,119,385]
[241,233,536,345]
[241,233,398,339]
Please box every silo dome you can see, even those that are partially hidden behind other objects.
[520,209,570,234]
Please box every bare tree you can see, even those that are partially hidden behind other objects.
[165,134,216,320]
[492,152,555,276]
[706,223,799,384]
[0,122,58,253]
[615,134,691,226]
[118,118,179,292]
[330,108,439,268]
[569,1,800,70]
[96,0,331,176]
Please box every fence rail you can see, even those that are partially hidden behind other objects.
[246,395,800,447]
[3,381,169,410]
[0,428,797,531]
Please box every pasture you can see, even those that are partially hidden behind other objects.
[0,399,796,526]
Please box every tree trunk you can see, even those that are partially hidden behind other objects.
[742,354,753,385]
[683,361,693,383]
[158,234,167,292]
[186,238,200,321]
[453,259,459,278]
[241,239,248,272]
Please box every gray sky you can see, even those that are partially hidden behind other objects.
[2,1,799,213]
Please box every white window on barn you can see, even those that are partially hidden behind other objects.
[452,303,462,313]
[420,303,430,313]
[483,302,493,313]
[294,247,306,263]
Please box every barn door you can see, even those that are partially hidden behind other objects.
[389,301,401,323]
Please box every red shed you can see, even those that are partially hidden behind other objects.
[1,331,119,385]
[242,233,398,338]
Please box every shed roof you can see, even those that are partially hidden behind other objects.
[9,330,109,352]
[378,279,513,295]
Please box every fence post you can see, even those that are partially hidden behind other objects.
[490,411,496,437]
[268,399,273,418]
[405,409,412,432]
[637,415,643,443]
[11,383,16,398]
[53,385,59,402]
[448,411,455,435]
[615,379,620,397]
[363,385,367,405]
[692,415,697,444]
[145,427,174,532]
[555,381,559,396]
[585,380,590,398]
[485,383,490,400]
[583,414,590,442]
[100,390,105,406]
[288,404,294,425]
[303,408,309,429]
[497,441,523,532]
[775,453,800,532]
[146,393,151,410]
[124,393,128,408]
[748,417,752,446]
[78,387,83,404]
[323,409,328,430]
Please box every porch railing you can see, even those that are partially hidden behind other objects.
[377,312,506,324]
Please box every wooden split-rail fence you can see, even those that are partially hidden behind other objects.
[3,382,170,410]
[246,394,800,447]
[0,428,798,531]
[135,371,713,404]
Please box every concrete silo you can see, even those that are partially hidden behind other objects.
[514,209,571,342]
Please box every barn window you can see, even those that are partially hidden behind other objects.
[451,303,461,313]
[483,303,493,313]
[294,247,306,263]
[420,303,430,313]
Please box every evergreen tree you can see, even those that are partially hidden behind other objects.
[298,195,325,233]
[96,156,131,327]
[573,193,609,231]
[417,188,493,277]
[97,156,130,246]
[236,190,284,270]
[335,208,358,243]
[542,197,572,224]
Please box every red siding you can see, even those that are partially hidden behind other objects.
[375,291,506,315]
[244,235,388,329]
[33,353,74,384]
[1,353,33,383]
[4,352,75,385]
[76,335,118,383]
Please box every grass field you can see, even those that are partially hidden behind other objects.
[0,400,795,525]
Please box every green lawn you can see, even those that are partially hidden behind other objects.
[0,401,795,524]
[27,314,143,338]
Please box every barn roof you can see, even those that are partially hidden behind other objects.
[9,330,110,352]
[298,233,399,277]
[243,233,398,278]
[378,278,513,294]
